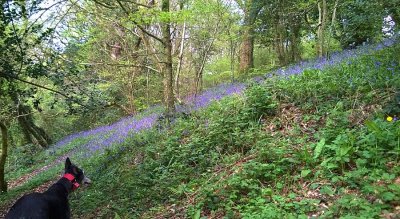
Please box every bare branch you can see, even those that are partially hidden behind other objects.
[1,72,92,108]
[77,62,160,73]
[134,22,164,44]
[119,0,153,8]
[27,0,68,28]
[1,72,69,98]
[116,0,164,44]
[6,0,24,69]
[92,0,117,9]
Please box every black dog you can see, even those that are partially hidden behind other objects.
[6,157,91,219]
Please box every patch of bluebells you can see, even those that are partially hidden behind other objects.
[183,83,246,111]
[47,36,399,158]
[81,113,159,156]
[48,110,159,156]
[255,36,399,81]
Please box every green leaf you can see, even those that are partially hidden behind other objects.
[339,145,352,157]
[326,163,338,169]
[365,120,380,132]
[301,169,312,178]
[320,186,335,196]
[114,213,122,219]
[314,138,326,159]
[193,209,201,219]
[381,192,396,201]
[262,188,273,196]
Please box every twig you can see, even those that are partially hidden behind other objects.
[1,72,69,98]
[116,0,164,44]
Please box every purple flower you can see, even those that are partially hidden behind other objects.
[49,35,399,159]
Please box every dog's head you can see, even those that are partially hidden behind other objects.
[65,157,91,186]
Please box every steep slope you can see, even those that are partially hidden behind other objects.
[69,40,399,218]
[1,38,399,218]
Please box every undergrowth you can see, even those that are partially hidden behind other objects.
[1,44,400,218]
[69,44,400,218]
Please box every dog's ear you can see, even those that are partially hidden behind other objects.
[65,157,72,170]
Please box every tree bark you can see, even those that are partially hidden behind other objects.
[161,0,175,115]
[111,42,122,60]
[290,16,301,62]
[9,91,51,148]
[0,121,8,192]
[274,17,287,66]
[326,0,339,58]
[146,66,150,106]
[195,51,207,95]
[17,104,52,148]
[194,27,217,95]
[331,0,339,27]
[175,22,186,100]
[230,38,236,83]
[317,0,327,57]
[238,0,260,74]
[239,27,254,73]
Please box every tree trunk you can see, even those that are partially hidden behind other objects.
[146,66,150,106]
[10,92,51,148]
[0,121,8,193]
[239,27,254,74]
[111,23,125,60]
[17,104,52,148]
[331,0,339,27]
[317,0,327,57]
[192,18,219,95]
[275,21,287,66]
[290,17,301,62]
[238,0,259,74]
[194,66,203,95]
[175,22,186,100]
[194,31,216,95]
[195,51,207,95]
[230,38,236,82]
[327,0,339,58]
[111,42,122,60]
[162,0,175,115]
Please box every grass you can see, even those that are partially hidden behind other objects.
[1,41,400,218]
[5,136,93,181]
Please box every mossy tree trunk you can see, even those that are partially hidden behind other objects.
[17,104,52,148]
[239,26,255,73]
[290,16,301,63]
[0,121,8,192]
[11,92,51,148]
[237,0,263,74]
[274,14,287,66]
[161,0,175,115]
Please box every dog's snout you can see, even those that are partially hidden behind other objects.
[83,176,92,185]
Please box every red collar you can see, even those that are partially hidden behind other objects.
[63,173,80,191]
